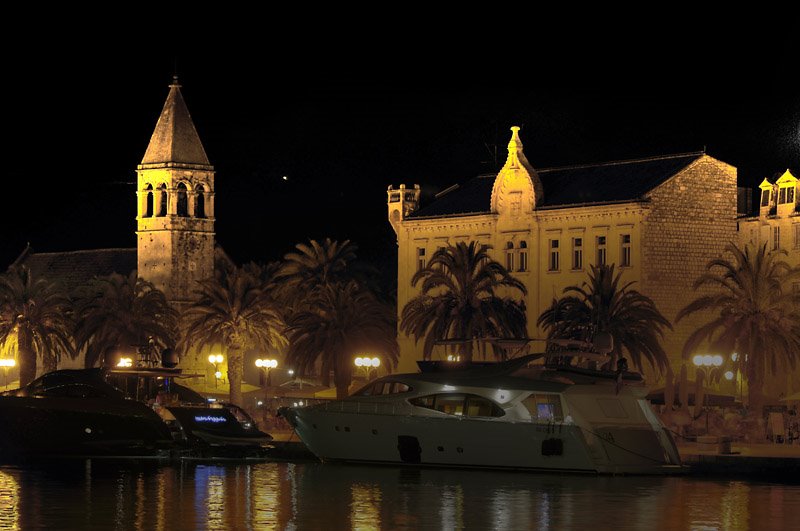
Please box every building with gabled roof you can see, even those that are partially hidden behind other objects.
[388,126,739,379]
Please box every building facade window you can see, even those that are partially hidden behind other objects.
[596,236,606,266]
[761,189,771,207]
[506,242,514,272]
[794,225,800,249]
[773,226,781,251]
[417,248,426,271]
[519,241,528,272]
[549,239,560,271]
[572,238,583,270]
[780,188,787,204]
[790,187,796,204]
[620,234,632,267]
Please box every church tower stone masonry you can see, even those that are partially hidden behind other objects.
[137,77,215,309]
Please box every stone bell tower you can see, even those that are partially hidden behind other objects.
[136,76,215,308]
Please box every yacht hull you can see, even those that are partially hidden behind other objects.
[284,406,683,475]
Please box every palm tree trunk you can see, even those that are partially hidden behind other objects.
[227,348,243,406]
[334,357,352,399]
[747,333,763,412]
[17,326,36,386]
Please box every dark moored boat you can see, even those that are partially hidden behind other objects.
[0,367,272,459]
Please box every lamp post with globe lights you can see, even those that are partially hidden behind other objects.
[255,358,278,388]
[208,354,224,388]
[354,356,381,381]
[693,354,724,433]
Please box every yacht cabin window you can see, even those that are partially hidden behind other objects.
[409,393,504,417]
[354,380,411,396]
[522,394,564,422]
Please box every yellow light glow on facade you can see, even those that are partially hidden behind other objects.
[117,357,133,368]
[0,359,16,368]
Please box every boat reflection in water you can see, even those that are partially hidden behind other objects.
[0,461,796,529]
[283,341,683,475]
[0,366,271,459]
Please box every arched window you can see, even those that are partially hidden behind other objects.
[506,241,514,271]
[519,241,528,272]
[195,185,206,218]
[157,184,168,217]
[143,184,153,218]
[177,183,188,217]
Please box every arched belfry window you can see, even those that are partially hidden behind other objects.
[195,185,206,218]
[143,184,153,218]
[157,184,167,217]
[177,183,188,217]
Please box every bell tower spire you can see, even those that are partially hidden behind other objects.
[136,78,215,309]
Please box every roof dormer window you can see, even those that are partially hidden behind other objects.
[761,189,771,207]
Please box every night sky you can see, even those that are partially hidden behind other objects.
[4,31,798,290]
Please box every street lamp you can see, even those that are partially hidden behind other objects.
[693,354,724,433]
[209,354,224,387]
[255,358,278,387]
[354,356,381,380]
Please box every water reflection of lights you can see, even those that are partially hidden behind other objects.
[439,485,463,529]
[251,463,282,527]
[720,481,749,530]
[351,484,381,530]
[195,466,227,529]
[0,469,19,530]
[538,492,550,530]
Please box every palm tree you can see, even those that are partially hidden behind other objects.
[181,265,287,406]
[537,264,672,374]
[676,242,800,408]
[400,241,527,362]
[0,266,74,385]
[274,238,379,305]
[73,272,179,368]
[286,281,399,398]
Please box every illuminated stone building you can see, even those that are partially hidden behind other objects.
[736,169,800,394]
[737,169,799,264]
[136,77,216,310]
[11,79,219,375]
[14,78,216,311]
[388,127,739,378]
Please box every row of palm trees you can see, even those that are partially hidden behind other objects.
[402,241,800,410]
[1,237,795,409]
[0,239,399,404]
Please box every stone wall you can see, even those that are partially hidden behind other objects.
[640,155,738,379]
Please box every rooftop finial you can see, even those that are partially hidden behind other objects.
[506,126,523,168]
[170,74,181,88]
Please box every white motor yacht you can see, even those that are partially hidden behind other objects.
[281,350,683,475]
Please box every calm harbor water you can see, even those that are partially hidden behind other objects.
[1,458,799,530]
